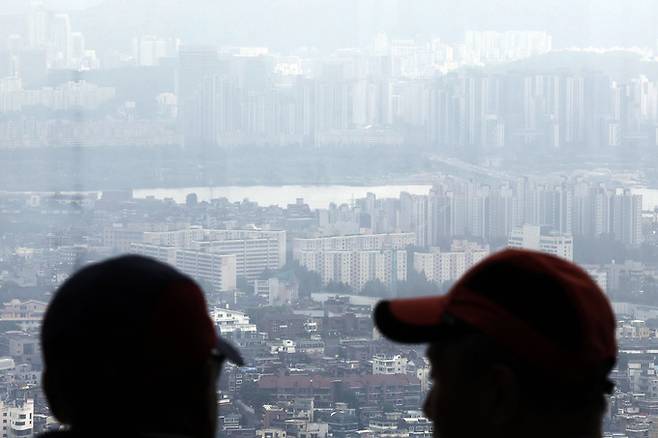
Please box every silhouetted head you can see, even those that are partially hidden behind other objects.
[41,255,243,438]
[374,249,616,438]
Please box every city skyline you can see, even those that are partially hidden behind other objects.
[2,2,658,438]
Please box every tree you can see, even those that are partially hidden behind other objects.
[238,379,270,416]
[295,266,322,296]
[275,261,322,297]
[573,235,626,265]
[236,276,253,294]
[326,281,352,293]
[361,279,393,298]
[397,269,442,298]
[195,278,217,295]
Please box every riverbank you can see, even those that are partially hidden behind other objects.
[0,144,439,192]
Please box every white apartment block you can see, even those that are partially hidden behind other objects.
[0,399,33,438]
[293,233,412,292]
[318,251,354,286]
[413,241,490,284]
[353,250,408,291]
[132,243,237,292]
[293,233,416,255]
[539,234,574,261]
[508,224,573,261]
[132,226,286,283]
[295,248,407,292]
[174,249,237,291]
[372,354,408,375]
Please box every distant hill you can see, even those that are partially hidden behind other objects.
[70,0,658,54]
[3,0,658,56]
[488,51,658,80]
[73,0,363,53]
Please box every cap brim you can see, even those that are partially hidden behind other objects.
[213,337,245,366]
[374,296,449,343]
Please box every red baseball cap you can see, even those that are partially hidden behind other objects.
[374,249,616,375]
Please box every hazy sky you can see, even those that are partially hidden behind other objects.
[3,0,658,50]
[1,0,103,13]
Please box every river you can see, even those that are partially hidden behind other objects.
[6,183,656,211]
[133,185,658,211]
[133,184,433,209]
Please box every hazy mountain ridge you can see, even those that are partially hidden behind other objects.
[488,51,658,80]
[68,0,658,54]
[2,0,658,56]
[73,0,361,52]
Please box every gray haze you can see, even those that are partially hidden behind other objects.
[2,0,658,51]
[74,0,658,50]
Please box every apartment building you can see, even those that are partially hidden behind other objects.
[130,227,286,288]
[293,233,416,255]
[413,241,490,284]
[508,224,573,261]
[131,244,237,292]
[293,234,413,292]
[296,248,407,292]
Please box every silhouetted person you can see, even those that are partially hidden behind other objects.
[374,249,616,438]
[40,255,243,438]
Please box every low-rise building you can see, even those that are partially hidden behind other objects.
[618,320,653,340]
[255,277,299,306]
[0,399,34,438]
[0,333,40,367]
[256,428,286,438]
[211,308,258,335]
[285,420,328,438]
[372,355,408,375]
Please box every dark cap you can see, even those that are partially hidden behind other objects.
[374,249,616,374]
[42,255,244,374]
